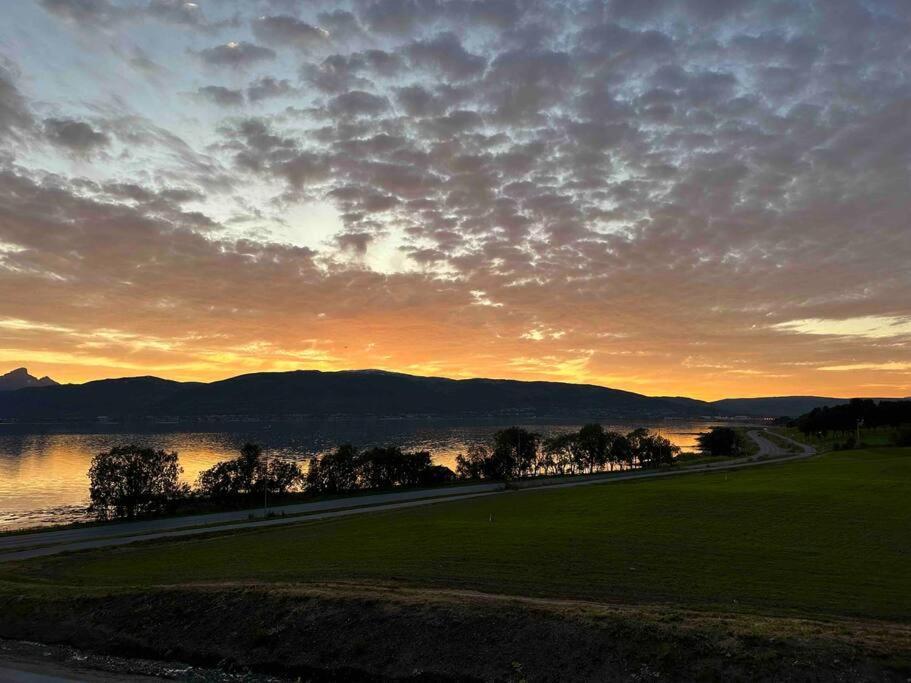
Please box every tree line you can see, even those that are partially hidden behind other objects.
[87,425,680,520]
[455,425,679,480]
[791,399,911,437]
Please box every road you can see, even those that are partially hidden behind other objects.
[0,430,815,564]
[0,483,504,553]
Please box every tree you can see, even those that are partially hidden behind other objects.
[197,443,302,501]
[577,424,609,473]
[626,428,679,469]
[455,443,491,480]
[359,446,434,489]
[305,444,362,494]
[263,458,304,496]
[490,427,539,479]
[88,445,186,519]
[626,428,652,468]
[609,432,634,470]
[696,427,747,457]
[541,432,578,474]
[603,430,626,471]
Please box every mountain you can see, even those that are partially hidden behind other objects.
[0,369,700,421]
[709,396,851,417]
[0,368,904,421]
[0,376,192,419]
[0,368,58,392]
[654,396,714,412]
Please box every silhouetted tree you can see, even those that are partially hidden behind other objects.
[577,424,609,473]
[696,427,747,457]
[491,427,539,479]
[793,399,911,437]
[455,443,491,480]
[88,445,186,519]
[609,433,634,470]
[540,433,575,475]
[359,446,434,489]
[627,428,679,468]
[305,444,361,494]
[197,442,302,501]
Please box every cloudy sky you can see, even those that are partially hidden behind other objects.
[0,0,909,399]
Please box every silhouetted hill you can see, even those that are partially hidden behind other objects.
[709,396,850,417]
[0,368,58,392]
[0,376,191,420]
[0,368,905,421]
[0,369,699,420]
[654,396,714,412]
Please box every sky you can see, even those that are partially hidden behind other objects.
[0,0,909,400]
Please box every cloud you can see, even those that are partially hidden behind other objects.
[251,15,330,51]
[219,118,331,192]
[195,85,245,107]
[326,90,390,119]
[40,0,233,32]
[0,60,34,142]
[819,362,911,372]
[194,42,276,69]
[246,77,296,102]
[43,118,110,155]
[146,0,204,27]
[38,0,131,27]
[773,317,911,339]
[302,50,404,94]
[406,32,487,81]
[316,9,364,41]
[8,0,911,396]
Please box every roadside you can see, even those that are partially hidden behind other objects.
[0,429,816,563]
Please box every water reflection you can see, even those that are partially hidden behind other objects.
[0,419,748,529]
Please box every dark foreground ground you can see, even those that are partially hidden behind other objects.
[1,447,909,681]
[2,583,909,681]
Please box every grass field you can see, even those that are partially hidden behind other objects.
[773,425,897,451]
[6,447,910,623]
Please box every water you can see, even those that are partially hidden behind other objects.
[0,418,747,530]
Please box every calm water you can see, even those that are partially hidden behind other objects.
[0,419,747,529]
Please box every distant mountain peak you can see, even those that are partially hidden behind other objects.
[0,368,59,392]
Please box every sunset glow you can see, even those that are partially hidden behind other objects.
[1,1,910,400]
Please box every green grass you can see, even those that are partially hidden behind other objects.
[774,426,896,451]
[5,448,911,622]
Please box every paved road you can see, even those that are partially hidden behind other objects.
[0,483,504,553]
[748,429,814,457]
[0,490,504,563]
[0,430,815,563]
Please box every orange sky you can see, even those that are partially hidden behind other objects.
[2,1,910,401]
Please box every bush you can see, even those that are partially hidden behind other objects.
[88,445,186,520]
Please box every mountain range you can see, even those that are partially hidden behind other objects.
[0,368,59,392]
[0,367,899,421]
